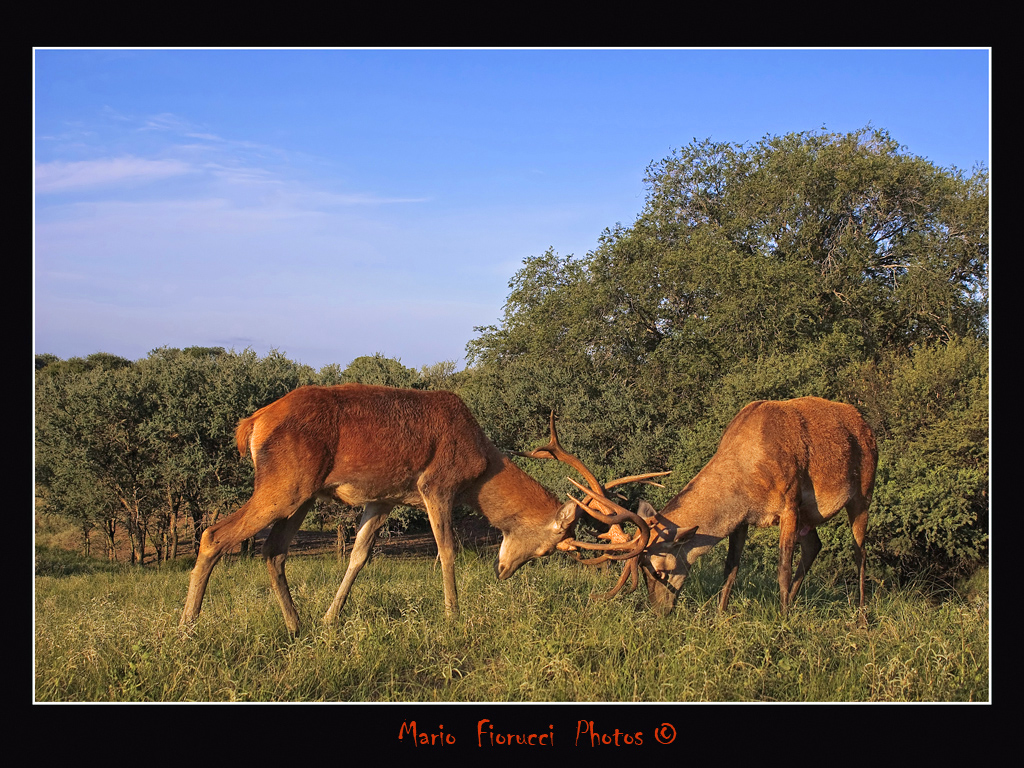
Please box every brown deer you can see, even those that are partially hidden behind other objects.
[568,397,878,616]
[180,384,658,634]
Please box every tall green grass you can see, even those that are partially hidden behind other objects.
[34,545,988,702]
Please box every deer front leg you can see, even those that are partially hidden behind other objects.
[777,513,798,615]
[323,503,392,626]
[423,495,459,618]
[787,526,821,606]
[719,523,748,611]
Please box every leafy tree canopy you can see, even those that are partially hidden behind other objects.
[463,127,988,577]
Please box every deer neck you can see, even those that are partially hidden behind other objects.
[463,448,561,529]
[661,464,747,540]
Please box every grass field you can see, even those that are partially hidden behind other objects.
[33,543,989,703]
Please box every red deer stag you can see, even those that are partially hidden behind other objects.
[569,397,878,617]
[180,384,660,634]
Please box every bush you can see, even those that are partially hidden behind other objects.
[851,337,989,582]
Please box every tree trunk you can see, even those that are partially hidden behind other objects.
[104,518,117,562]
[169,507,178,560]
[166,485,179,561]
[336,522,347,562]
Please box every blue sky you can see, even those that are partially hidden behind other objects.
[34,48,990,372]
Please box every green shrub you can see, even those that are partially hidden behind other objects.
[858,337,988,582]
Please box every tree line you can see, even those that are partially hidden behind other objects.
[35,127,988,583]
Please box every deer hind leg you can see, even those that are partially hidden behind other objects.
[180,495,294,627]
[787,526,822,606]
[323,502,393,625]
[262,500,314,636]
[847,498,869,611]
[719,522,749,611]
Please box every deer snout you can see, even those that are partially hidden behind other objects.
[495,536,536,580]
[494,555,525,580]
[641,552,687,616]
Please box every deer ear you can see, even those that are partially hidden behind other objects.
[555,501,577,532]
[674,525,698,543]
[637,500,657,519]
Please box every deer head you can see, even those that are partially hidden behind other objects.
[492,495,579,580]
[565,481,692,606]
[637,514,699,616]
[517,412,671,599]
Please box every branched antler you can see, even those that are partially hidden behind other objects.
[516,412,669,600]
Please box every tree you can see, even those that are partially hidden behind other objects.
[35,348,320,562]
[35,357,160,563]
[464,126,989,581]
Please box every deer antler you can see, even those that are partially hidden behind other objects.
[517,412,669,600]
[564,479,676,600]
[515,411,605,492]
[516,412,669,513]
[603,473,672,492]
[564,479,652,558]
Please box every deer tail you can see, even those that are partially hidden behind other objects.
[236,415,257,458]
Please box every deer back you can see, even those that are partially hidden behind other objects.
[237,384,492,508]
[658,397,876,536]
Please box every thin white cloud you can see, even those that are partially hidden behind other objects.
[138,112,193,132]
[35,156,193,194]
[312,191,431,206]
